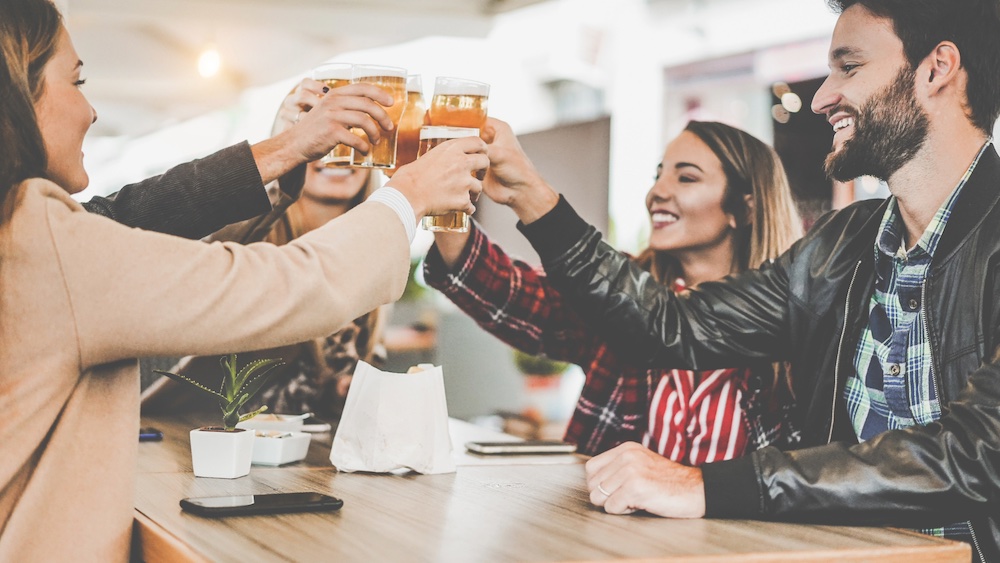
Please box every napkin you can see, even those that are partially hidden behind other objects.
[330,361,456,474]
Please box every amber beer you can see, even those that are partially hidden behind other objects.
[418,126,480,233]
[350,65,407,169]
[386,75,426,176]
[428,77,489,130]
[311,63,353,167]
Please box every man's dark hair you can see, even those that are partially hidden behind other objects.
[827,0,1000,134]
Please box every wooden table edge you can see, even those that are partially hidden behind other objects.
[132,509,210,563]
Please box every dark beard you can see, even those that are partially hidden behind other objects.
[824,67,930,182]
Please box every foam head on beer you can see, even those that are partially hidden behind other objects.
[312,62,352,87]
[429,77,489,130]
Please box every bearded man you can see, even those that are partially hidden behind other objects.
[474,0,1000,560]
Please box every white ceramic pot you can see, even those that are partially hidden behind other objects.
[189,427,255,479]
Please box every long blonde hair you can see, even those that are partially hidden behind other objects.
[637,121,802,284]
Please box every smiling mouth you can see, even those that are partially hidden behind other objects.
[316,167,354,177]
[833,117,854,133]
[650,211,678,228]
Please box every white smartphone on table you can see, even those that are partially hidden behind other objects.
[465,440,577,455]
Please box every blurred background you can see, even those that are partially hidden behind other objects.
[61,0,1000,435]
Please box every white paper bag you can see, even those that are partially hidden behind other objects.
[330,361,456,474]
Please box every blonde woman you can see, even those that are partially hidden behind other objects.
[143,81,389,420]
[425,120,803,463]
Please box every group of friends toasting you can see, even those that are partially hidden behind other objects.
[2,0,1000,560]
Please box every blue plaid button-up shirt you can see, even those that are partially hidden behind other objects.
[847,140,992,550]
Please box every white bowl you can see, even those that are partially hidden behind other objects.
[250,431,311,466]
[236,413,308,433]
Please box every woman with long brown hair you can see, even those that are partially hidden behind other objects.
[425,119,803,463]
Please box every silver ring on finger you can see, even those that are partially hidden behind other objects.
[294,111,304,124]
[597,483,611,497]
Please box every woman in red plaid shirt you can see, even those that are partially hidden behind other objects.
[424,121,803,464]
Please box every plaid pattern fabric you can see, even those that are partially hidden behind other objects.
[847,141,992,547]
[423,225,797,459]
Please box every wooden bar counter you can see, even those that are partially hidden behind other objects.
[134,414,970,562]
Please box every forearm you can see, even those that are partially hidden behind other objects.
[250,132,309,186]
[518,195,788,368]
[507,178,560,225]
[705,369,1000,527]
[432,231,471,270]
[82,142,270,239]
[424,223,604,363]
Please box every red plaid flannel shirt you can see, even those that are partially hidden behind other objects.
[423,224,797,458]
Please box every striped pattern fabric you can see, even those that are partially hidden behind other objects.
[644,367,750,466]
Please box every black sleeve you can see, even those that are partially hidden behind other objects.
[517,195,793,370]
[81,141,271,239]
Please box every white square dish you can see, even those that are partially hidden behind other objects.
[250,431,311,466]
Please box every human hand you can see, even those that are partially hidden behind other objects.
[386,136,487,219]
[481,118,559,223]
[253,82,397,184]
[271,78,326,136]
[585,442,706,518]
[432,229,473,270]
[281,82,395,162]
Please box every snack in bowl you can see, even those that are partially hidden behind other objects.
[236,412,310,432]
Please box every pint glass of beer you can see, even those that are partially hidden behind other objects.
[385,74,426,177]
[350,64,407,169]
[311,63,353,167]
[428,77,489,130]
[418,126,480,233]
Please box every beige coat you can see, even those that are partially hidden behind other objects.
[0,179,409,561]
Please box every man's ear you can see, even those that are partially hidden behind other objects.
[923,41,962,97]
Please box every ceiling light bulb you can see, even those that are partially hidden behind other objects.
[198,48,221,78]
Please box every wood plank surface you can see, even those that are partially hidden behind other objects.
[135,416,970,562]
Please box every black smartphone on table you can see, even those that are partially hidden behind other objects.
[465,440,577,455]
[180,492,343,517]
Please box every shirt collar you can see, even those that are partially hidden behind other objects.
[874,138,994,262]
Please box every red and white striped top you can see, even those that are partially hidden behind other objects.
[642,367,751,466]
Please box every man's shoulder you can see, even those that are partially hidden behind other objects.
[796,198,887,253]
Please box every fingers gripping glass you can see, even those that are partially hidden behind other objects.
[418,126,480,234]
[311,63,353,167]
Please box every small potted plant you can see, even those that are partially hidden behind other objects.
[155,354,283,479]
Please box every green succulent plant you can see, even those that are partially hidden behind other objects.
[154,354,284,430]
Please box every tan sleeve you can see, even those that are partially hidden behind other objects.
[43,188,410,368]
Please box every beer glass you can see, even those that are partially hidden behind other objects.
[350,64,407,169]
[418,126,480,233]
[311,63,353,167]
[385,74,426,176]
[428,77,489,130]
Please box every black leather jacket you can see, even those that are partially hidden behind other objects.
[520,146,1000,561]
